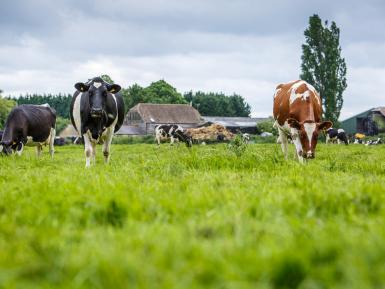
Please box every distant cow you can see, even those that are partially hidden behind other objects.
[70,77,125,167]
[0,104,56,157]
[365,138,382,146]
[273,80,332,162]
[325,128,348,145]
[242,133,250,144]
[155,125,192,147]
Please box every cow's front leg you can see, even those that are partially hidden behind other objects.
[91,141,97,164]
[278,129,288,159]
[83,133,93,168]
[291,131,304,163]
[170,136,175,146]
[102,127,114,164]
[155,134,161,146]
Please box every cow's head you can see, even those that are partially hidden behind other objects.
[175,130,193,148]
[75,77,121,119]
[0,140,21,155]
[288,118,332,159]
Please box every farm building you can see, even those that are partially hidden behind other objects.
[202,116,268,134]
[341,107,385,135]
[123,103,204,135]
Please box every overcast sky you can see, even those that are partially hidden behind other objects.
[1,0,384,119]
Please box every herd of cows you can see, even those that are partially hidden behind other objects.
[0,78,382,167]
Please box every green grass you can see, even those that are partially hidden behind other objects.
[0,143,385,289]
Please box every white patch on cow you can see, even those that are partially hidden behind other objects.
[73,94,82,135]
[337,129,345,134]
[0,145,3,152]
[304,122,316,145]
[93,82,102,88]
[289,81,317,104]
[107,113,114,119]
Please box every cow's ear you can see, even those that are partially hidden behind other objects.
[319,121,333,130]
[75,82,89,92]
[107,84,121,94]
[287,118,301,130]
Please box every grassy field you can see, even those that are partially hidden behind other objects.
[0,143,385,289]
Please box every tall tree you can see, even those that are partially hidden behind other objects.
[300,14,347,124]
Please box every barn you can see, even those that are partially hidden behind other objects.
[123,103,204,135]
[341,107,385,136]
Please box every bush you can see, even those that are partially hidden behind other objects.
[227,134,247,157]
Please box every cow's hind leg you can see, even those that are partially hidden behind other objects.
[49,128,55,158]
[83,133,93,168]
[91,142,96,164]
[278,129,288,159]
[102,127,114,164]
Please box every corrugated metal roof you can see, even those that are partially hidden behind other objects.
[202,116,268,127]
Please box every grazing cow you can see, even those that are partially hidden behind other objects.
[325,128,348,145]
[70,77,125,167]
[365,138,382,146]
[273,80,332,162]
[155,124,192,147]
[0,104,56,157]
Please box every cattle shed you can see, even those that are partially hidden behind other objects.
[202,116,268,134]
[341,107,385,136]
[124,103,204,135]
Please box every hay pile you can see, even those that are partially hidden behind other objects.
[186,124,234,141]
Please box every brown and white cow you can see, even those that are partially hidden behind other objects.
[273,80,332,162]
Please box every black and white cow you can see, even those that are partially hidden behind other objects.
[325,128,348,145]
[365,138,382,146]
[155,124,192,147]
[70,77,125,167]
[0,104,56,157]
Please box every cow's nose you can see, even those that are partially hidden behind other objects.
[90,108,103,117]
[307,151,314,159]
